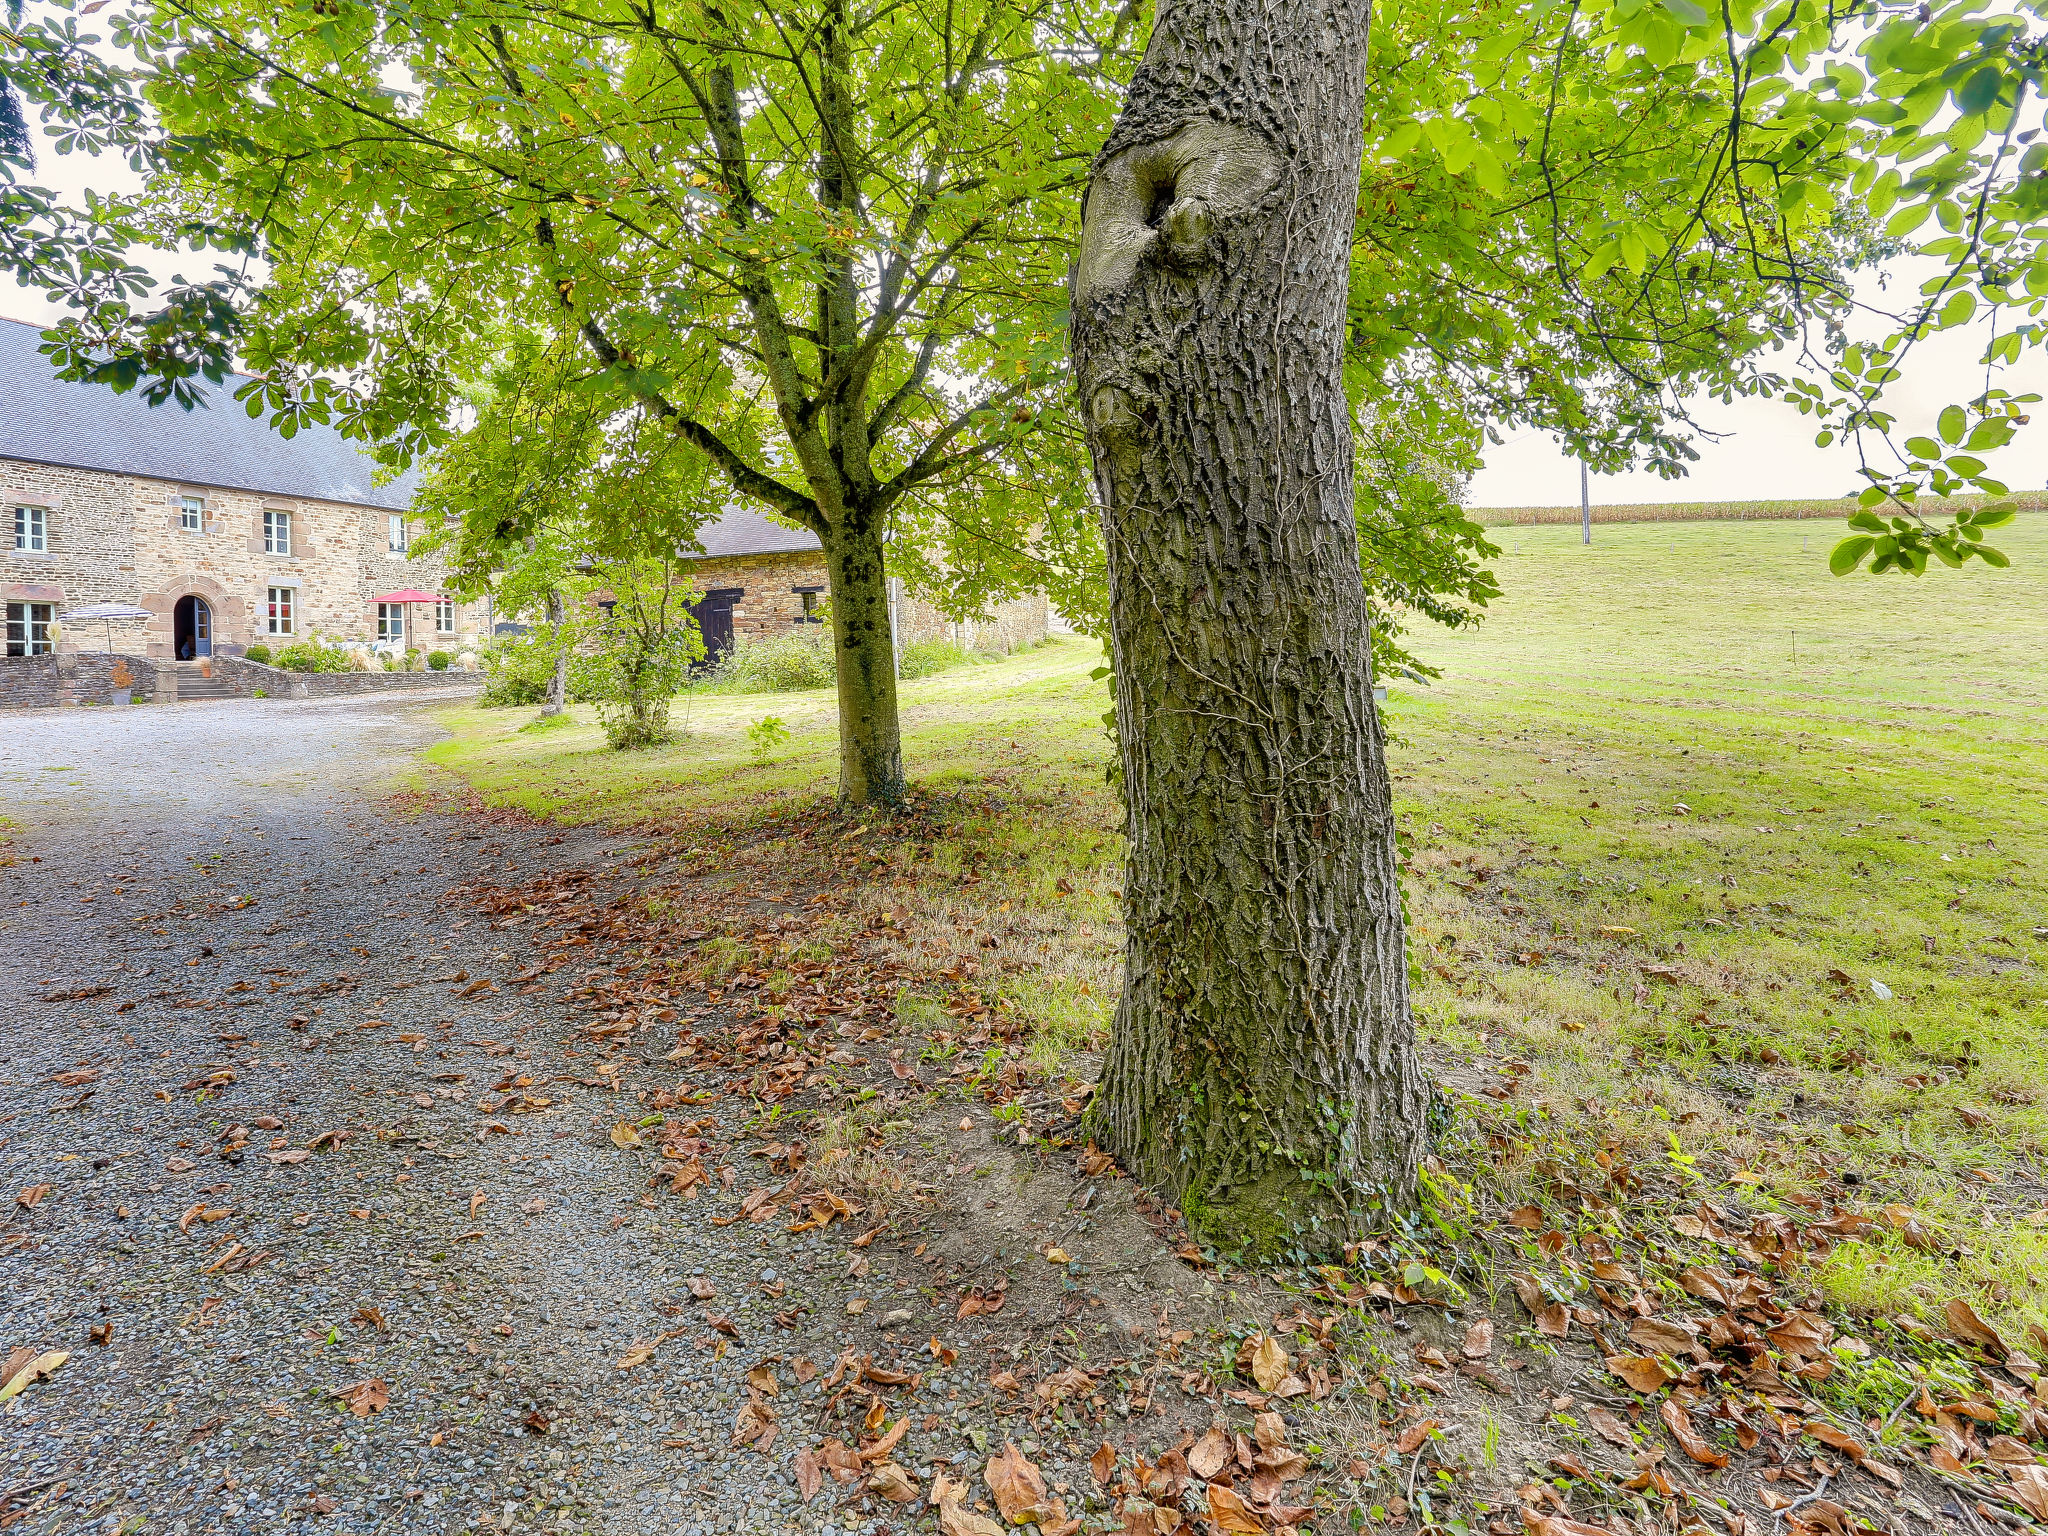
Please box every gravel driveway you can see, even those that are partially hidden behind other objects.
[0,699,832,1536]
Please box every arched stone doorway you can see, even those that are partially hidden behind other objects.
[174,595,213,659]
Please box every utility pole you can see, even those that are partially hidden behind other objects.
[1580,460,1592,545]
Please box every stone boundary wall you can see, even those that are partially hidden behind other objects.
[0,651,480,707]
[204,654,483,700]
[0,652,170,708]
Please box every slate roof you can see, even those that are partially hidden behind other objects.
[682,504,823,559]
[0,314,418,511]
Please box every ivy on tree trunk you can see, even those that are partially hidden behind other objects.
[1073,0,1428,1256]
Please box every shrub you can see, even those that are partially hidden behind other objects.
[273,640,351,673]
[747,715,791,758]
[898,638,985,679]
[244,643,272,665]
[479,630,586,706]
[696,628,835,693]
[427,650,451,671]
[251,687,269,699]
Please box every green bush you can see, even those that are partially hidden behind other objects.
[427,650,451,671]
[898,638,985,679]
[695,628,835,693]
[273,640,351,673]
[479,630,607,707]
[243,643,272,665]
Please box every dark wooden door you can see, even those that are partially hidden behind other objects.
[690,589,742,667]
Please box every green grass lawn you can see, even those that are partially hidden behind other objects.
[426,516,2048,1332]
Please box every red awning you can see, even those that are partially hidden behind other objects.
[371,589,442,604]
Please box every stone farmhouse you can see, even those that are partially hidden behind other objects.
[679,505,1049,665]
[1,315,480,677]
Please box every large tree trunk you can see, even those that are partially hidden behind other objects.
[1072,0,1426,1254]
[823,513,906,805]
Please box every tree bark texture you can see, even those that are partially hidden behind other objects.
[542,587,569,718]
[824,514,906,806]
[1072,0,1426,1253]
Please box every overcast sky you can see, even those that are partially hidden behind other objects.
[9,116,2046,509]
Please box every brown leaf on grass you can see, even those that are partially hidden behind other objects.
[932,1471,1006,1536]
[987,1440,1055,1524]
[1629,1317,1699,1356]
[1523,1509,1620,1536]
[1765,1311,1832,1359]
[1462,1318,1496,1359]
[1989,1436,2040,1467]
[1588,1407,1635,1449]
[1661,1400,1730,1468]
[1509,1204,1545,1229]
[1241,1332,1291,1393]
[1676,1267,1733,1306]
[1202,1483,1266,1535]
[1947,1298,2010,1358]
[334,1378,388,1416]
[1802,1421,1867,1460]
[867,1462,919,1503]
[1092,1441,1118,1486]
[1395,1420,1442,1455]
[1253,1410,1288,1451]
[1606,1355,1676,1394]
[1189,1426,1231,1480]
[2008,1465,2048,1522]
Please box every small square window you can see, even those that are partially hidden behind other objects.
[377,602,406,641]
[179,495,205,533]
[11,504,48,553]
[5,601,53,656]
[435,598,455,635]
[267,586,295,636]
[388,515,408,554]
[264,509,292,556]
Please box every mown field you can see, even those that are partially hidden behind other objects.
[425,516,2048,1335]
[1478,490,2048,526]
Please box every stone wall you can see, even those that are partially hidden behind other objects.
[678,549,1051,651]
[3,457,480,660]
[0,650,480,707]
[684,551,832,642]
[0,651,168,708]
[203,653,483,700]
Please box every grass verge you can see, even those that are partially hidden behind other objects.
[426,518,2048,1337]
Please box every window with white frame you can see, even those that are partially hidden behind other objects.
[11,504,48,553]
[179,494,205,533]
[264,508,292,556]
[376,603,406,642]
[387,514,408,554]
[5,601,53,656]
[435,597,455,634]
[267,586,295,635]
